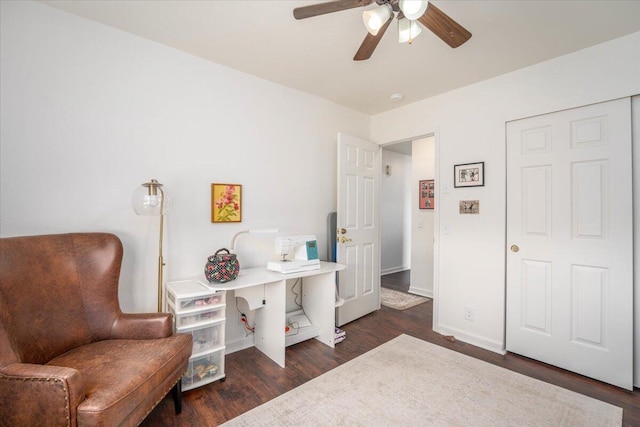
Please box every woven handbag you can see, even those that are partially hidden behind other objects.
[204,248,240,283]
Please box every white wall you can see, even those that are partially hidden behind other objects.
[410,137,435,297]
[0,1,369,351]
[380,149,411,274]
[2,1,638,386]
[371,31,640,385]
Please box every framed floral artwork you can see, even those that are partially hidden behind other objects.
[211,184,242,223]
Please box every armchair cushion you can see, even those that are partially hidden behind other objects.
[49,336,191,426]
[0,233,193,426]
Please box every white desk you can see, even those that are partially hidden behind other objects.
[204,261,344,368]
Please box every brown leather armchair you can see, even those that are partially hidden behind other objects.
[0,233,193,426]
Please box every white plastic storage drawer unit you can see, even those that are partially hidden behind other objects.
[166,279,226,390]
[182,348,225,390]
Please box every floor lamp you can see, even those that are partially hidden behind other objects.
[132,179,169,312]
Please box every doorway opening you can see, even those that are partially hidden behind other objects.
[381,136,435,298]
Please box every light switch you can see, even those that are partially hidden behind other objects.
[417,219,424,228]
[442,223,451,234]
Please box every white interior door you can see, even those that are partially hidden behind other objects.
[336,132,380,326]
[506,98,633,390]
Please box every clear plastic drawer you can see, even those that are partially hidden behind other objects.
[166,280,224,314]
[182,349,224,388]
[170,305,225,328]
[174,292,224,312]
[179,320,224,356]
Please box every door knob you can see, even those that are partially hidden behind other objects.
[510,245,520,253]
[338,228,347,234]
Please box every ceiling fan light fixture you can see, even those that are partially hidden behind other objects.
[399,0,428,20]
[398,17,422,44]
[362,3,393,36]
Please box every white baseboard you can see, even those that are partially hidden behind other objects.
[434,323,506,355]
[381,266,409,276]
[408,286,433,298]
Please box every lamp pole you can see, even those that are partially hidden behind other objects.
[157,185,165,312]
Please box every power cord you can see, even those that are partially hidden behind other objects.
[236,300,255,336]
[285,321,300,336]
[240,312,255,336]
[292,278,302,307]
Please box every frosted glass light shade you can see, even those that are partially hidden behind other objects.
[398,18,422,43]
[362,4,392,36]
[132,179,170,216]
[399,0,428,20]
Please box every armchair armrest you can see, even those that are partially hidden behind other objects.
[0,363,84,427]
[110,312,173,340]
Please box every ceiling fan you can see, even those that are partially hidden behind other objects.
[293,0,472,61]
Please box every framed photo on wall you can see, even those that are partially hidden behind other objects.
[454,162,484,188]
[419,179,434,209]
[211,183,242,223]
[459,200,480,214]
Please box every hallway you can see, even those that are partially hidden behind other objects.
[381,270,410,293]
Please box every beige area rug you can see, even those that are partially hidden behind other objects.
[380,287,429,310]
[222,334,622,426]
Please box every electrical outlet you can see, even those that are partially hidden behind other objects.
[464,307,474,321]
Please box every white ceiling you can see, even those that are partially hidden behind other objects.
[42,0,640,115]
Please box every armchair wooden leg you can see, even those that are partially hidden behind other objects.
[172,381,182,414]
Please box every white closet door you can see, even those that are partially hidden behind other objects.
[506,98,633,390]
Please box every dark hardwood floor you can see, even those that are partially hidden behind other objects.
[381,269,410,293]
[142,276,639,426]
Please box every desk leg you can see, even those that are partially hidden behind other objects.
[302,272,336,348]
[254,280,286,367]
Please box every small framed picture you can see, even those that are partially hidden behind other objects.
[419,179,434,209]
[459,200,479,214]
[454,162,484,188]
[211,183,242,223]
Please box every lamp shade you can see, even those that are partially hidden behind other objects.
[132,179,170,216]
[398,17,422,43]
[399,0,428,20]
[362,3,392,36]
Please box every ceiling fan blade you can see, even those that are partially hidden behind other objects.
[293,0,372,20]
[353,16,393,61]
[417,3,471,48]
